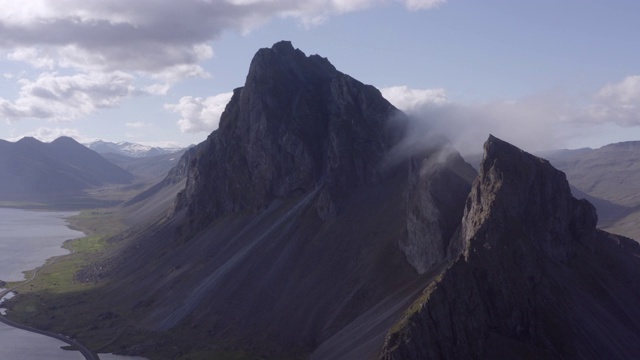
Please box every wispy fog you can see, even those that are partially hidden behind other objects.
[382,76,640,155]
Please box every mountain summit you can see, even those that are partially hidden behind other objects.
[176,40,411,226]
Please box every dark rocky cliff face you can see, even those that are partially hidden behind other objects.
[170,41,476,274]
[175,41,405,226]
[90,41,476,358]
[380,135,640,359]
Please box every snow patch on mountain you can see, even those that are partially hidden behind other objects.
[86,140,184,158]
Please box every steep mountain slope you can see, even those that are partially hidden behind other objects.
[118,145,196,225]
[0,136,134,202]
[78,41,477,358]
[381,136,640,359]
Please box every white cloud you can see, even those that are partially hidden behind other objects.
[399,0,446,11]
[381,85,448,110]
[0,71,134,122]
[383,78,640,155]
[0,0,445,75]
[383,85,572,154]
[7,47,55,69]
[142,83,171,96]
[0,0,446,127]
[165,92,234,134]
[125,121,151,129]
[587,75,640,126]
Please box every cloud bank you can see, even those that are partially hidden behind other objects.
[166,92,234,134]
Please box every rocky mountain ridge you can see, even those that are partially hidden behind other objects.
[380,135,640,359]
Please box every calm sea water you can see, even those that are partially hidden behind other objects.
[0,208,83,282]
[0,208,146,360]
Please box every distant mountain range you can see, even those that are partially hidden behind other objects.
[0,136,134,205]
[86,140,184,158]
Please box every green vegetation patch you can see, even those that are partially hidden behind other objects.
[5,209,124,294]
[2,207,134,350]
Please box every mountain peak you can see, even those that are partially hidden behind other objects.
[51,136,81,147]
[179,41,404,226]
[244,41,337,93]
[463,135,597,260]
[16,136,42,146]
[271,40,295,53]
[382,136,640,359]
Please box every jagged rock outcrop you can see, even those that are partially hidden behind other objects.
[380,135,640,359]
[85,41,476,358]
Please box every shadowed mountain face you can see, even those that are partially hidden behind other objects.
[0,136,134,202]
[380,136,640,359]
[90,41,477,357]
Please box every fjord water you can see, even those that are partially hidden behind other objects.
[0,208,82,282]
[0,208,145,360]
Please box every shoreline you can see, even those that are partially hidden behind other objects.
[0,209,100,360]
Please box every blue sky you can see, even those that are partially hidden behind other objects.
[1,0,640,154]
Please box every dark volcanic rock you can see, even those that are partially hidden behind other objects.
[175,40,405,226]
[380,135,640,360]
